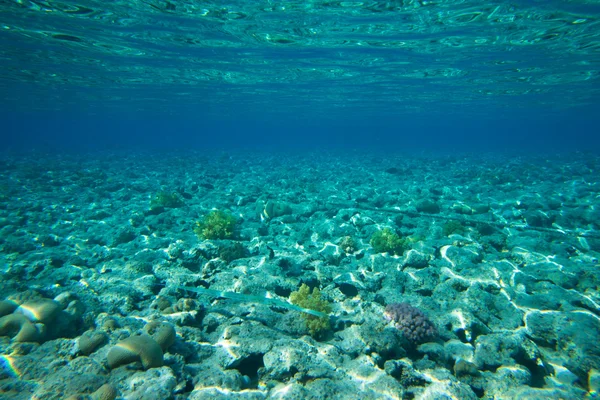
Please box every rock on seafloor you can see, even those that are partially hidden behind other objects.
[0,151,599,399]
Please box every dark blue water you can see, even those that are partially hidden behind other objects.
[3,103,600,152]
[1,0,599,153]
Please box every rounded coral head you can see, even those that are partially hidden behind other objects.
[384,302,437,344]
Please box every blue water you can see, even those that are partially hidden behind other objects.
[1,0,599,152]
[3,106,600,151]
[1,2,600,399]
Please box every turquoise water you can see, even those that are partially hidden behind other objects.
[1,2,600,399]
[1,0,600,149]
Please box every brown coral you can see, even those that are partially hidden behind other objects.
[144,321,176,351]
[15,299,61,324]
[0,313,42,342]
[107,334,163,370]
[65,383,117,400]
[91,383,117,400]
[0,300,18,317]
[78,330,108,355]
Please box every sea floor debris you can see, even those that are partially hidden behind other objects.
[0,150,599,399]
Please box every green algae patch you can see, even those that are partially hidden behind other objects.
[290,284,332,338]
[370,228,407,255]
[195,210,237,240]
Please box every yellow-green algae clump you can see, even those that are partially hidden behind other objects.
[194,210,237,240]
[370,227,407,255]
[290,284,332,338]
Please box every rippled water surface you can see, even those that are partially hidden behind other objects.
[1,1,599,120]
